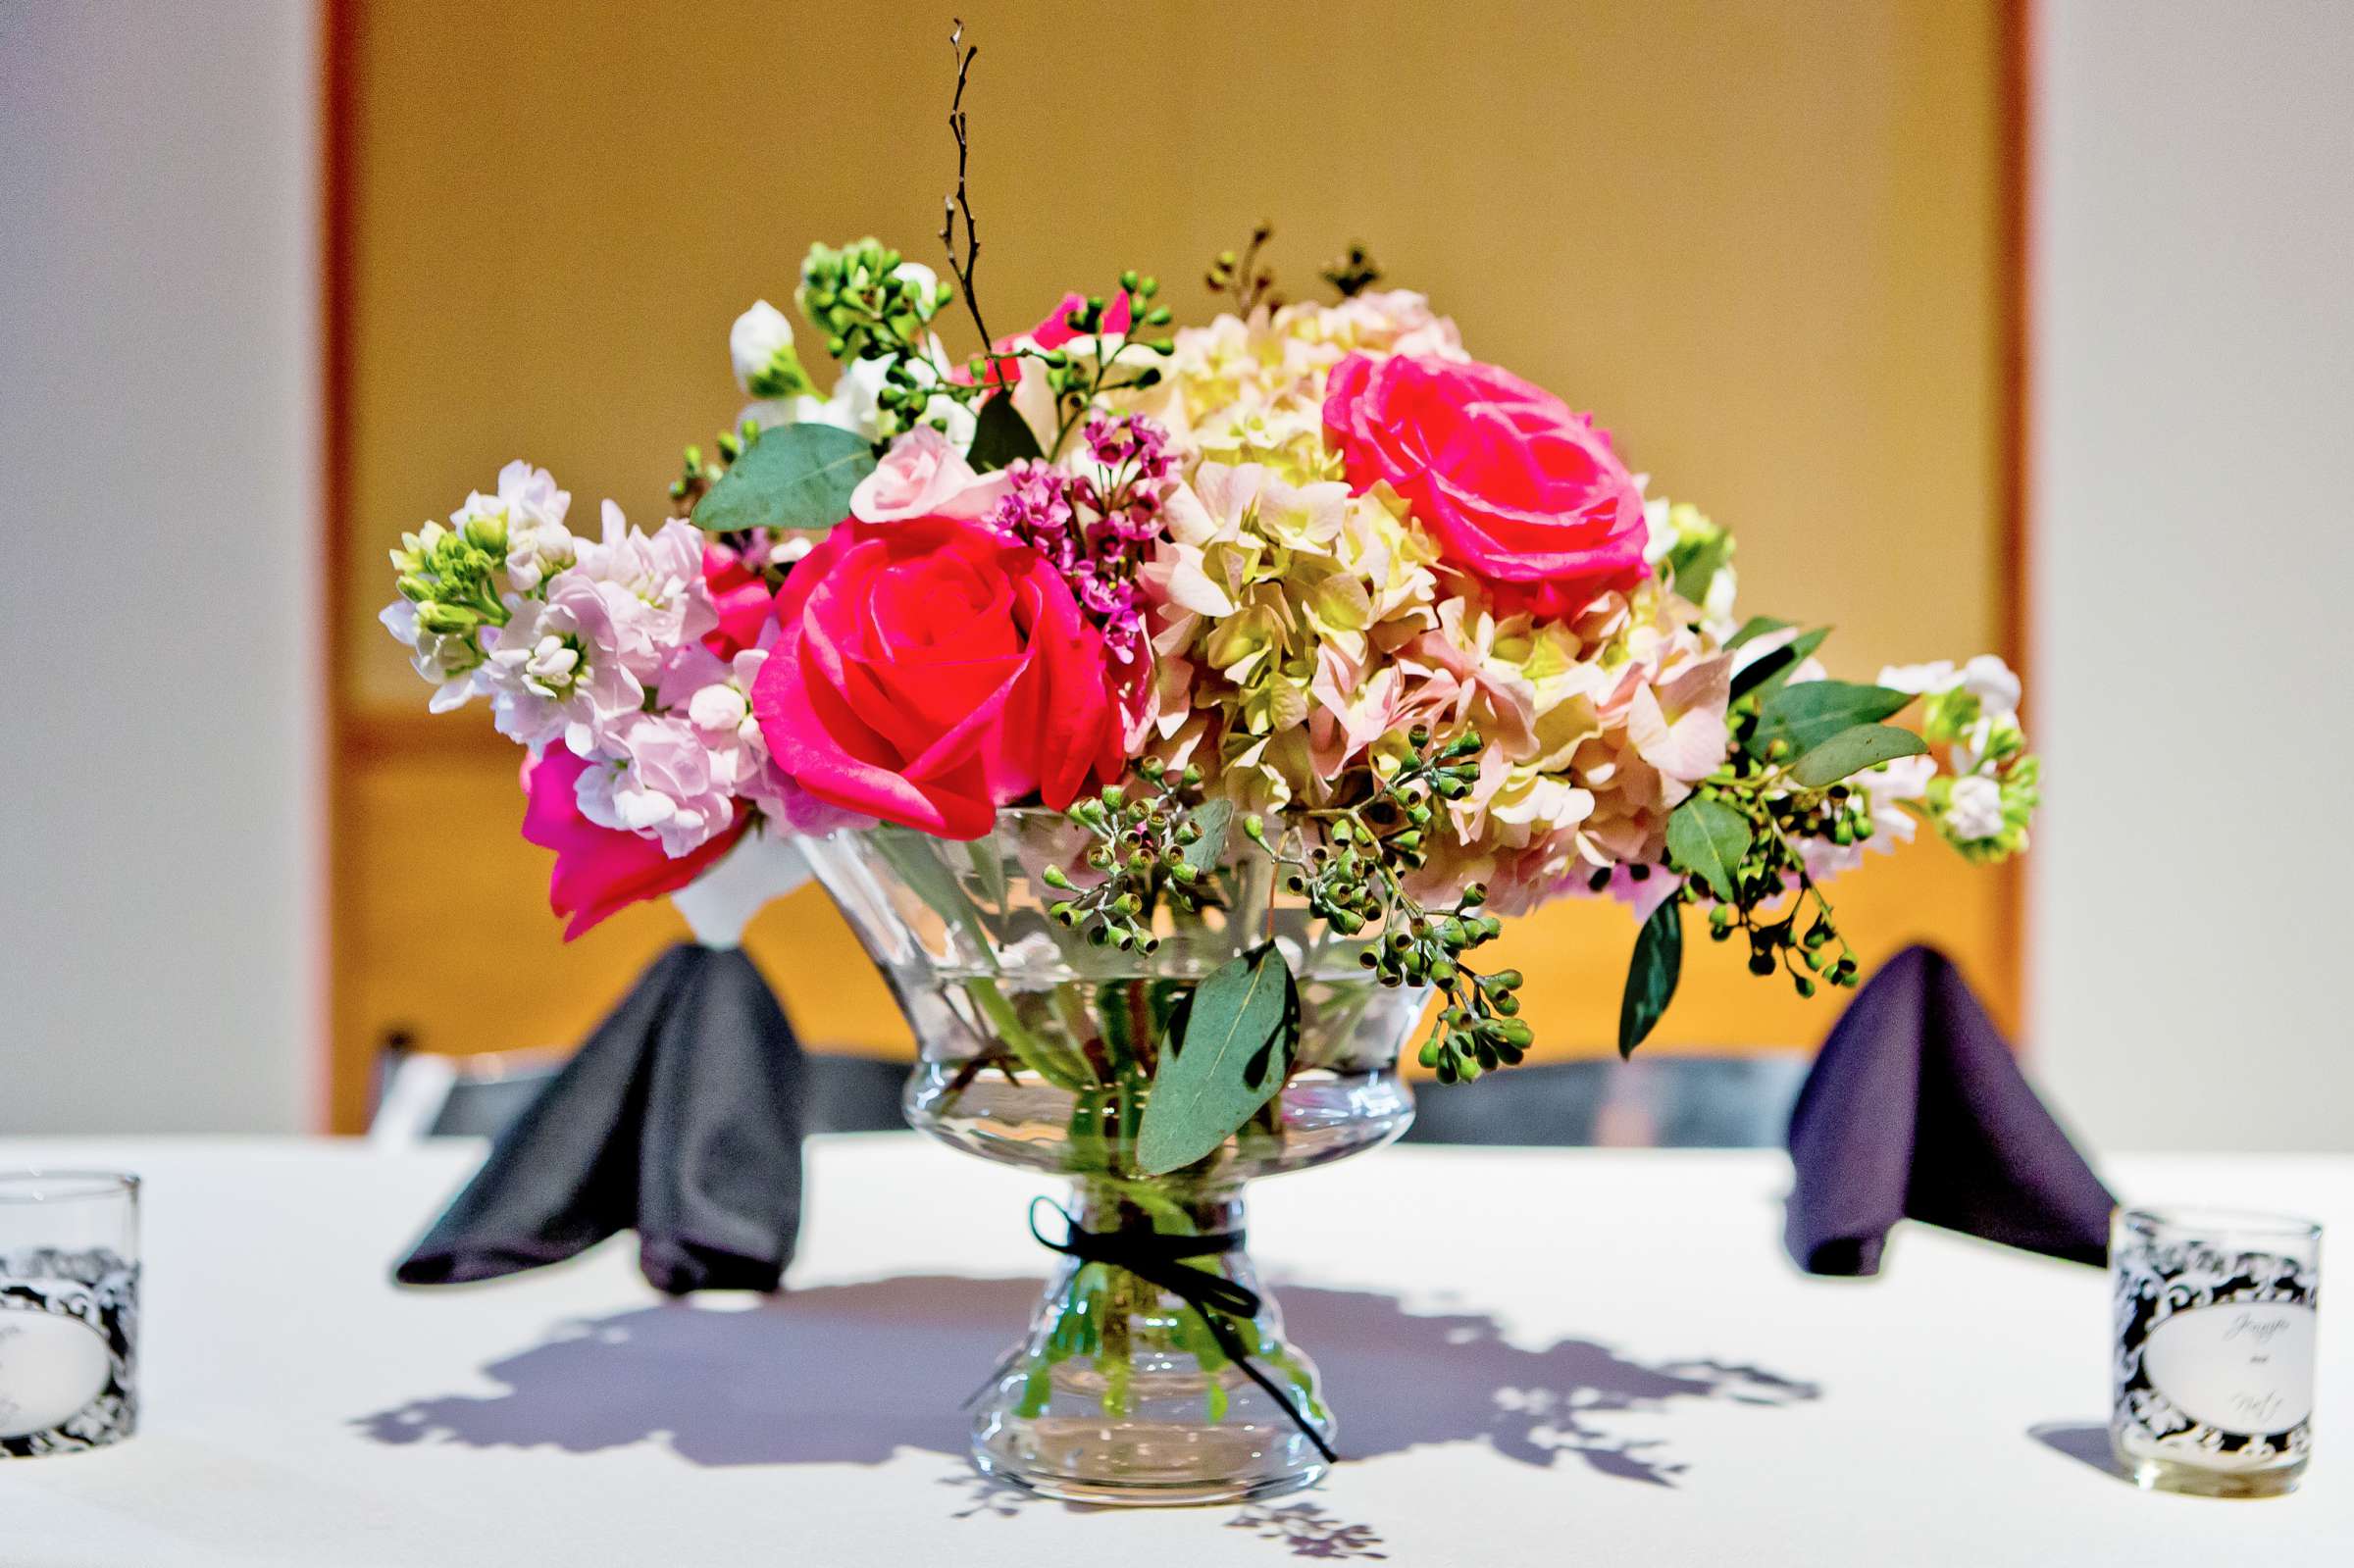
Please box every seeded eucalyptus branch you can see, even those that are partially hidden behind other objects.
[668,416,765,512]
[1043,760,1229,952]
[1205,222,1281,313]
[1247,727,1530,1083]
[1319,242,1383,299]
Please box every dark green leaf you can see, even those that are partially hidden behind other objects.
[1137,943,1296,1174]
[967,391,1044,472]
[1750,679,1913,757]
[1668,532,1730,605]
[692,422,876,533]
[1788,724,1929,788]
[1617,897,1683,1057]
[1729,626,1830,702]
[1178,799,1234,883]
[1664,796,1752,904]
[1726,615,1790,649]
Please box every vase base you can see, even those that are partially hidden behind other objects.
[972,1448,1327,1508]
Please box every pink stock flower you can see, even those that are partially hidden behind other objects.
[573,713,741,859]
[519,746,746,940]
[1323,353,1651,619]
[750,515,1125,837]
[482,573,644,752]
[572,502,716,681]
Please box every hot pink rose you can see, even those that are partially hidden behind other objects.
[520,746,747,939]
[1028,288,1131,351]
[953,287,1135,391]
[701,540,775,657]
[750,516,1124,837]
[1323,352,1650,619]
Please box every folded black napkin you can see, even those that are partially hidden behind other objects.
[1784,944,2114,1276]
[395,943,806,1294]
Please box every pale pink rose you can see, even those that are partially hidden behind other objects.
[849,425,1013,524]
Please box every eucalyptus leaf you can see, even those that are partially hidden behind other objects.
[692,423,876,533]
[1179,799,1234,883]
[1665,796,1752,904]
[1617,897,1683,1058]
[1788,723,1929,788]
[967,391,1044,472]
[1749,679,1913,757]
[1137,943,1296,1175]
[1729,626,1829,702]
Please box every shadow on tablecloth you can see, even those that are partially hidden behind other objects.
[356,1275,1817,1487]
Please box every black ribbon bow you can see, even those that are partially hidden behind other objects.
[1026,1197,1339,1465]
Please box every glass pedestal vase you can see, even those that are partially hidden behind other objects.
[798,811,1421,1505]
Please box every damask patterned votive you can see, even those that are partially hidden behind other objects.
[0,1173,139,1458]
[2111,1206,2321,1496]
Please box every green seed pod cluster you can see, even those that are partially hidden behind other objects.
[1044,766,1218,952]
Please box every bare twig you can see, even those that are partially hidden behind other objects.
[938,21,1000,384]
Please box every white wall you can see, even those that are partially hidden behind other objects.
[2031,0,2354,1150]
[0,1,321,1132]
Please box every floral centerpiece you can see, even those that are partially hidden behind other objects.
[383,28,2036,1507]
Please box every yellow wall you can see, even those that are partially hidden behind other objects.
[333,0,2015,1124]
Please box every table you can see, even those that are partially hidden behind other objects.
[0,1137,2345,1565]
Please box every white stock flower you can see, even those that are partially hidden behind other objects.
[1956,653,2021,719]
[378,599,483,713]
[729,300,801,397]
[1942,773,2006,841]
[1876,659,1958,696]
[451,461,573,592]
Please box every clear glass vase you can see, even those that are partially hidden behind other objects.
[798,810,1422,1504]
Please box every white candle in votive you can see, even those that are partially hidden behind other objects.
[0,1310,113,1438]
[2111,1206,2323,1497]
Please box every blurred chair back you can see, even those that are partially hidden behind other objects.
[369,1046,912,1144]
[1399,1054,1808,1148]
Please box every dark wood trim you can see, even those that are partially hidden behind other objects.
[319,0,363,1131]
[343,712,522,765]
[1997,0,2034,1031]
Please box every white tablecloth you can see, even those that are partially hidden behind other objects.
[0,1136,2344,1565]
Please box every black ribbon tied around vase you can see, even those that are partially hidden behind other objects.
[1024,1197,1340,1465]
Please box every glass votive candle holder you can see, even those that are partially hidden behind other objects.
[0,1172,140,1458]
[2111,1205,2321,1496]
